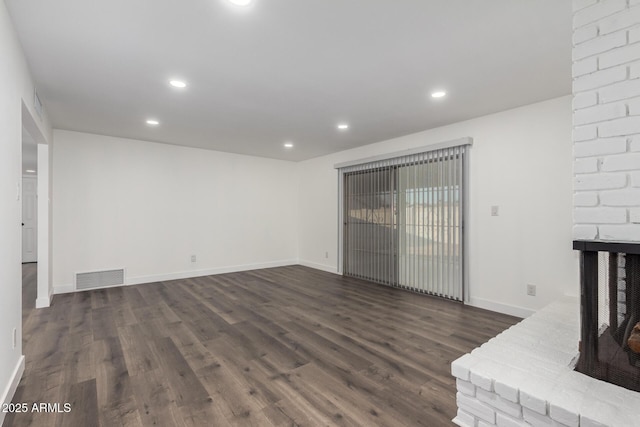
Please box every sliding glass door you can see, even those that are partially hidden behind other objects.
[343,167,397,285]
[342,145,466,301]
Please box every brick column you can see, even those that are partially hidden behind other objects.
[573,0,640,241]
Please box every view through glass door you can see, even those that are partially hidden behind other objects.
[342,145,466,301]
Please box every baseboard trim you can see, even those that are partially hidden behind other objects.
[54,259,299,293]
[0,355,25,426]
[53,284,74,295]
[467,297,535,319]
[297,260,339,275]
[35,295,51,308]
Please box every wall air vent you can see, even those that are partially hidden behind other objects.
[75,269,125,290]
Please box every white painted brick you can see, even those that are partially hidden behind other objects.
[598,116,640,137]
[587,381,640,423]
[599,79,640,103]
[578,389,636,427]
[632,171,640,186]
[457,378,476,397]
[477,389,522,418]
[629,97,640,115]
[630,26,640,44]
[470,370,494,392]
[496,412,527,427]
[494,380,519,403]
[477,421,494,427]
[574,207,627,223]
[452,354,474,381]
[523,408,565,427]
[572,56,598,78]
[575,173,627,190]
[452,409,476,427]
[573,0,598,13]
[453,299,640,427]
[573,66,627,92]
[600,42,640,69]
[519,391,547,415]
[574,157,599,174]
[549,403,579,427]
[573,29,627,61]
[573,101,627,125]
[574,0,627,28]
[573,24,599,45]
[458,392,496,424]
[573,138,626,157]
[573,224,598,239]
[601,189,640,205]
[573,124,597,141]
[631,61,640,79]
[574,192,599,206]
[599,7,640,35]
[630,208,640,222]
[631,136,640,150]
[573,92,598,110]
[600,224,640,240]
[602,152,640,171]
[579,416,608,427]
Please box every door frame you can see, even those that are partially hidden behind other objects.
[21,102,51,308]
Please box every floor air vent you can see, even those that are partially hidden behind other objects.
[76,269,125,290]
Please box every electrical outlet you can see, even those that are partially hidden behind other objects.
[325,251,329,259]
[527,284,536,296]
[191,255,196,263]
[12,328,16,349]
[491,205,499,216]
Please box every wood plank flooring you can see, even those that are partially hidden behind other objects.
[6,264,518,426]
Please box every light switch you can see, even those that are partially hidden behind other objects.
[491,205,499,216]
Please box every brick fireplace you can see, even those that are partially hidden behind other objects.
[452,1,640,426]
[573,0,640,397]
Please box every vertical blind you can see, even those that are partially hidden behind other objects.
[340,143,467,301]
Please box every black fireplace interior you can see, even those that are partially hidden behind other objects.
[574,240,640,392]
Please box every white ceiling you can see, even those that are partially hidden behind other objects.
[6,0,571,161]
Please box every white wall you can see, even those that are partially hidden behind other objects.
[0,1,52,423]
[297,96,578,317]
[52,130,298,290]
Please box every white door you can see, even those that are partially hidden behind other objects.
[22,176,37,263]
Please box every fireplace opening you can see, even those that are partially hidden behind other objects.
[574,241,640,392]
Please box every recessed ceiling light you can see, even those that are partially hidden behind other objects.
[146,119,160,126]
[431,90,447,98]
[337,123,349,130]
[229,0,252,6]
[26,169,36,173]
[284,142,294,148]
[169,80,187,88]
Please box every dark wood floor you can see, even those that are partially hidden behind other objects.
[6,264,518,427]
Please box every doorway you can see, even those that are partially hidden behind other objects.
[21,103,50,310]
[22,175,37,264]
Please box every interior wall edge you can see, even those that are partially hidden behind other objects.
[0,355,25,427]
